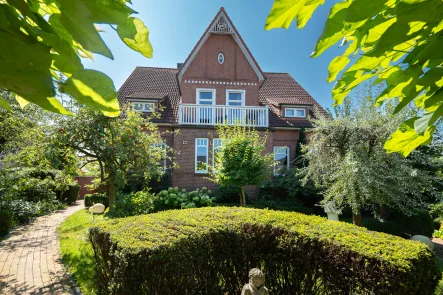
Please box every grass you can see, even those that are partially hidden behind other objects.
[58,209,103,295]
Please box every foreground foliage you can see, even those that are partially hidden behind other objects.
[0,0,152,116]
[89,207,439,295]
[266,0,443,156]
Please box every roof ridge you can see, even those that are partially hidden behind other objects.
[264,72,290,75]
[135,66,179,70]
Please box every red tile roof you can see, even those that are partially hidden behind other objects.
[118,67,180,123]
[118,67,326,128]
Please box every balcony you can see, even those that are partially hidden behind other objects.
[178,104,269,127]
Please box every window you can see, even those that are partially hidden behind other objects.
[212,138,223,172]
[285,108,306,118]
[150,143,167,173]
[226,89,245,106]
[218,52,225,64]
[195,138,209,173]
[196,89,216,124]
[197,89,215,105]
[132,102,155,112]
[274,146,289,176]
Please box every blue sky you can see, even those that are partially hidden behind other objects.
[83,0,343,109]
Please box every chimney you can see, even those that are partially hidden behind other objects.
[177,63,183,69]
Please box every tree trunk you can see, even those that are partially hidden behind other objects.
[352,209,363,226]
[240,187,246,207]
[108,172,117,210]
[379,204,388,220]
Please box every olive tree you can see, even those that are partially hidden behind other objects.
[302,92,437,225]
[55,107,164,208]
[211,124,273,206]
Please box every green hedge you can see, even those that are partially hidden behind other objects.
[0,210,13,236]
[89,207,440,295]
[84,193,109,208]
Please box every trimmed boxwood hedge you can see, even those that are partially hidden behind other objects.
[84,193,109,208]
[89,207,440,295]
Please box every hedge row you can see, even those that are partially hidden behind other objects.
[89,207,440,295]
[85,193,109,208]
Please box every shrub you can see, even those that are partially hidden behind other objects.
[154,187,213,211]
[84,193,109,208]
[258,168,322,208]
[212,185,241,203]
[59,183,80,204]
[248,199,313,215]
[107,190,155,218]
[0,210,13,236]
[388,209,434,238]
[89,207,440,295]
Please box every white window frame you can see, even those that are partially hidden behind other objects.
[285,108,306,118]
[195,138,209,174]
[226,89,246,106]
[196,88,216,105]
[132,101,155,113]
[150,143,167,173]
[212,138,223,172]
[218,52,225,64]
[274,146,290,176]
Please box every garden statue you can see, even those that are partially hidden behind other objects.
[324,202,341,221]
[241,268,269,295]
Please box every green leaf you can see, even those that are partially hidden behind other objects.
[82,0,135,25]
[345,0,389,22]
[57,0,113,58]
[265,0,325,30]
[0,96,11,111]
[0,29,55,100]
[265,0,309,30]
[311,1,352,57]
[327,56,349,83]
[15,94,29,109]
[414,112,433,135]
[60,69,120,117]
[384,118,435,157]
[117,17,153,58]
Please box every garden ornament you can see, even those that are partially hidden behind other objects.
[241,268,269,295]
[324,202,341,221]
[410,235,435,251]
[89,203,105,214]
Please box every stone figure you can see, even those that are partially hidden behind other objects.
[241,268,269,295]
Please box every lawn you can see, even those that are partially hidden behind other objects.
[58,209,103,295]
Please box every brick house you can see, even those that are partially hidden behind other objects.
[118,8,326,192]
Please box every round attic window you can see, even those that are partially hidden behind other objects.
[218,52,225,64]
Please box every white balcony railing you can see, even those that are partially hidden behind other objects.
[179,104,269,127]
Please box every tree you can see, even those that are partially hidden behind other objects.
[294,128,307,168]
[211,124,273,206]
[302,90,438,226]
[265,0,443,156]
[0,0,152,116]
[55,107,164,208]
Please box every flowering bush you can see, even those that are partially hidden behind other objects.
[155,187,214,211]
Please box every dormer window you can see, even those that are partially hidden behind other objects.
[285,108,306,118]
[218,52,225,64]
[132,102,155,113]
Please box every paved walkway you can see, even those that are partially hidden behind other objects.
[0,201,84,295]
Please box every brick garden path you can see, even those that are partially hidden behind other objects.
[0,201,84,295]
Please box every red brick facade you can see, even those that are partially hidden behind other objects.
[118,8,323,194]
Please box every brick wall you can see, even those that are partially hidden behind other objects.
[75,176,97,198]
[180,34,260,106]
[169,127,300,196]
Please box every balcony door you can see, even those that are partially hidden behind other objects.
[196,89,216,124]
[226,90,245,125]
